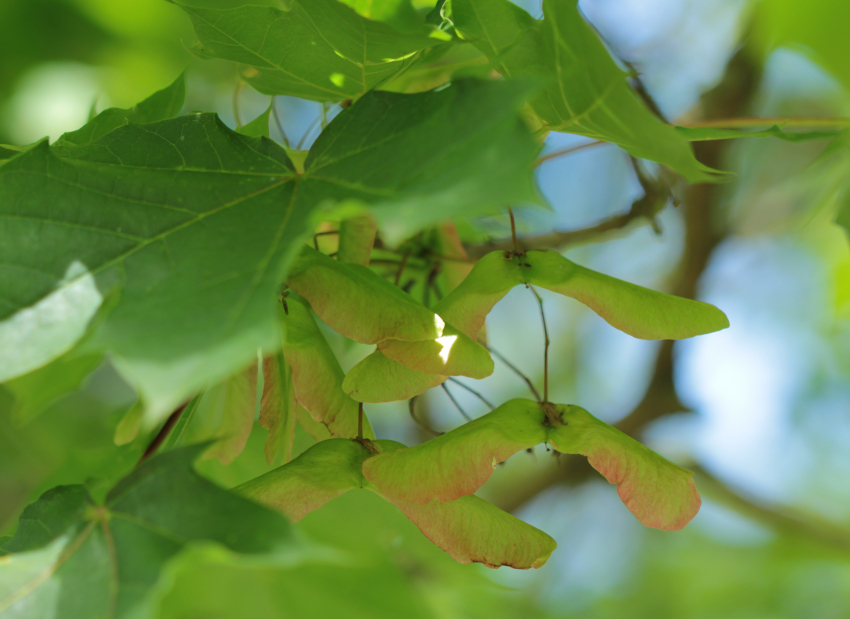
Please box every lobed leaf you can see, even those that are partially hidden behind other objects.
[282,295,375,438]
[342,350,447,403]
[178,0,449,101]
[675,124,840,142]
[548,406,700,531]
[235,104,273,139]
[287,247,443,344]
[236,438,369,522]
[524,250,729,340]
[450,0,718,182]
[1,80,540,426]
[53,72,185,150]
[0,445,297,618]
[363,399,546,502]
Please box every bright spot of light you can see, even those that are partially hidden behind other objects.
[4,62,104,144]
[436,335,457,364]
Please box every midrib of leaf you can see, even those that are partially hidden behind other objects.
[0,521,96,613]
[224,177,302,329]
[95,510,119,619]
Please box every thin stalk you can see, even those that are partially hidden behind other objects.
[137,402,188,467]
[442,383,472,422]
[271,97,291,148]
[296,112,323,150]
[534,140,606,166]
[508,207,518,251]
[395,251,411,285]
[232,78,244,127]
[483,343,542,402]
[357,402,364,440]
[527,285,550,402]
[447,377,494,410]
[409,397,442,436]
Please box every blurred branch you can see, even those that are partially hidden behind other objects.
[534,140,606,166]
[466,162,671,259]
[493,47,762,514]
[694,466,850,551]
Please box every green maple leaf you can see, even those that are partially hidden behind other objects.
[177,0,451,101]
[0,78,538,426]
[449,0,720,182]
[0,445,298,618]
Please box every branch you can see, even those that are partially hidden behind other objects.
[694,466,850,551]
[466,161,670,259]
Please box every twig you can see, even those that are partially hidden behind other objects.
[483,343,542,403]
[395,251,411,286]
[137,403,188,467]
[534,140,606,167]
[508,207,519,251]
[447,377,494,410]
[527,285,550,402]
[357,402,363,440]
[442,383,472,422]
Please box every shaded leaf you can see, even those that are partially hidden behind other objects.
[287,247,443,344]
[114,401,144,446]
[0,445,297,618]
[193,366,256,465]
[53,72,186,149]
[336,214,378,266]
[342,350,447,403]
[548,406,700,531]
[377,322,494,378]
[362,399,545,502]
[303,78,541,242]
[255,353,297,464]
[450,0,718,182]
[295,403,332,442]
[236,438,369,521]
[178,0,449,101]
[4,352,101,425]
[235,103,272,139]
[282,295,375,438]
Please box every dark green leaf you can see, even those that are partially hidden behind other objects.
[450,0,719,182]
[236,103,272,139]
[0,445,297,618]
[54,73,186,149]
[178,0,451,101]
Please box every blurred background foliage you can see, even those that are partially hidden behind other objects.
[2,0,850,617]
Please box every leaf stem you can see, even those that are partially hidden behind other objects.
[482,343,542,403]
[527,285,550,403]
[447,377,494,410]
[232,77,244,128]
[357,401,364,441]
[271,97,291,148]
[534,140,606,166]
[508,207,518,252]
[409,396,442,436]
[137,402,188,467]
[442,382,472,422]
[395,250,411,285]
